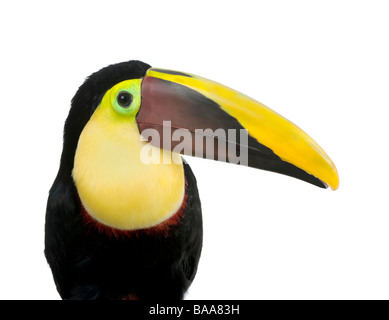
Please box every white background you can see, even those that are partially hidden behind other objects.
[1,0,388,300]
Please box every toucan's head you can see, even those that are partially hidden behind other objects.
[63,60,338,230]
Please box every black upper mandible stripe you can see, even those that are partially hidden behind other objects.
[151,69,193,77]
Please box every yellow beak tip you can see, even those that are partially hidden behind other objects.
[331,180,340,191]
[327,171,340,191]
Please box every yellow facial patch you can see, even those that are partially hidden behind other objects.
[72,79,185,230]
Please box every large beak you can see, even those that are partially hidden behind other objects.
[136,68,339,190]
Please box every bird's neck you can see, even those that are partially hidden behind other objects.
[72,107,185,231]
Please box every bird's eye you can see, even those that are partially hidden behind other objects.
[117,91,133,108]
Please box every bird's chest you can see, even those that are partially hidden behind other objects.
[72,117,185,231]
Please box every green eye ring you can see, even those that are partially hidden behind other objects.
[110,79,142,118]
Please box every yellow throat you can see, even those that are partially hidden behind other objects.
[72,79,185,230]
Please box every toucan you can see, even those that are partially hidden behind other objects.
[45,60,339,300]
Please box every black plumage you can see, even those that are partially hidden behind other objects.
[45,61,203,299]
